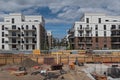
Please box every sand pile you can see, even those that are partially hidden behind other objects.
[20,58,39,68]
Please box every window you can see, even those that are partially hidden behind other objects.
[80,25,82,29]
[12,25,16,29]
[12,45,16,48]
[26,25,28,29]
[96,31,98,36]
[26,32,29,36]
[2,25,4,30]
[12,31,16,36]
[32,25,35,29]
[2,32,4,37]
[96,38,98,42]
[86,25,89,27]
[12,18,14,23]
[104,31,106,37]
[2,38,4,43]
[32,45,35,49]
[104,44,107,48]
[12,38,16,43]
[105,20,109,22]
[95,25,98,30]
[32,32,35,36]
[2,45,4,49]
[111,25,116,29]
[98,18,101,23]
[26,45,29,50]
[119,25,120,29]
[86,18,89,23]
[34,20,38,22]
[104,25,106,30]
[26,39,28,43]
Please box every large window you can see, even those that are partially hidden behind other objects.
[96,38,98,42]
[12,38,16,43]
[12,25,16,29]
[12,31,16,36]
[2,45,4,49]
[86,18,89,23]
[98,18,101,23]
[80,25,82,29]
[95,31,98,36]
[95,25,98,30]
[32,25,35,29]
[32,45,35,49]
[111,25,116,29]
[104,25,106,30]
[2,25,4,30]
[2,38,4,43]
[104,31,106,37]
[26,25,28,29]
[12,18,14,23]
[12,45,16,48]
[2,32,4,37]
[26,39,28,43]
[26,45,29,50]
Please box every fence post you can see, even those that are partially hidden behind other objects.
[13,57,14,63]
[36,57,38,63]
[5,57,7,64]
[21,57,22,63]
[60,56,61,63]
[68,56,69,64]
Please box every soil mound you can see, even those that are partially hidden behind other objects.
[20,58,39,68]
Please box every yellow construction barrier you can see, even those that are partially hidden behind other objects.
[33,49,40,55]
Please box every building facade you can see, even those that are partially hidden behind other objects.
[0,13,46,50]
[68,13,120,50]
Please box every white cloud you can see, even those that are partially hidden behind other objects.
[0,0,119,24]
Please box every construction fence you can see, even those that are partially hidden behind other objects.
[0,54,120,65]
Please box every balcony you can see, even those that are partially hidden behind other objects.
[111,42,120,44]
[78,42,84,44]
[8,42,19,45]
[86,41,92,44]
[78,28,84,32]
[69,35,74,38]
[85,34,92,37]
[8,27,21,31]
[78,34,84,37]
[24,35,36,38]
[24,42,36,45]
[85,27,92,31]
[111,28,120,31]
[23,28,36,32]
[8,35,21,38]
[111,34,120,37]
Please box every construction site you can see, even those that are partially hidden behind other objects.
[0,50,120,80]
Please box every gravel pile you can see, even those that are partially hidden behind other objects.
[20,58,39,68]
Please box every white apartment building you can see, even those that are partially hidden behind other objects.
[0,13,46,50]
[68,13,120,50]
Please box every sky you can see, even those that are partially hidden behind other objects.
[0,0,120,39]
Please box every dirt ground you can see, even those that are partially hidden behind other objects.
[0,58,92,80]
[0,64,92,80]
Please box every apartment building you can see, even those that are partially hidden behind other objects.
[0,13,46,50]
[68,13,120,50]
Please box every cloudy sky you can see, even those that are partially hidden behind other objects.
[0,0,120,39]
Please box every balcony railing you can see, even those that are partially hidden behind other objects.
[85,27,92,31]
[8,27,21,31]
[111,42,120,44]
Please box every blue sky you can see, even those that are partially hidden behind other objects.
[0,0,120,39]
